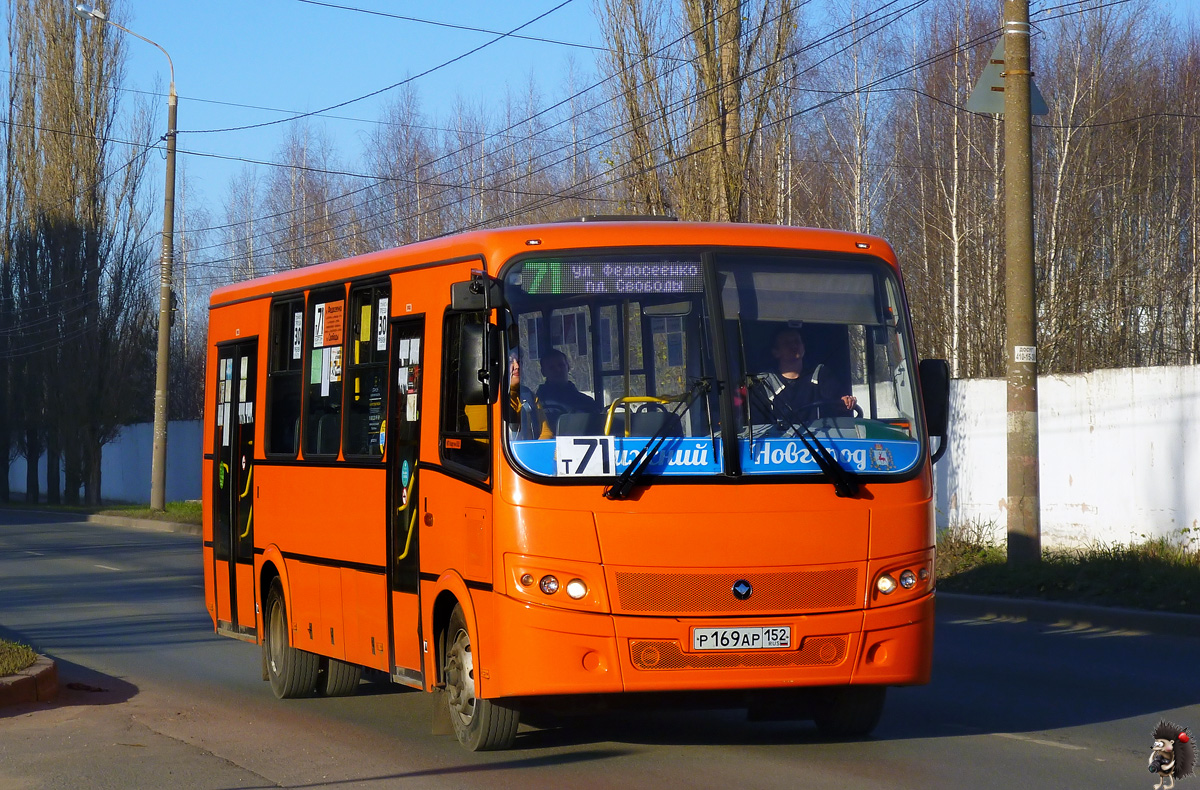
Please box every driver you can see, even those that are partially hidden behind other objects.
[535,348,601,437]
[750,326,857,427]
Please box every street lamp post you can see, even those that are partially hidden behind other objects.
[75,4,175,511]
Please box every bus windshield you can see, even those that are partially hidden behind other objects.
[502,250,922,481]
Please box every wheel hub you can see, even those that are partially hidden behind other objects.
[445,629,476,724]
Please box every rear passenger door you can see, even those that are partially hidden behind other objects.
[212,339,259,641]
[387,317,426,685]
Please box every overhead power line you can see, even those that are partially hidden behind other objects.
[289,0,607,52]
[179,0,579,134]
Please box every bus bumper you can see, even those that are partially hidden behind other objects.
[483,592,934,699]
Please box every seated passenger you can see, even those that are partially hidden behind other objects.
[750,326,857,428]
[506,350,543,439]
[535,349,600,436]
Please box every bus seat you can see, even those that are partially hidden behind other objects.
[556,412,606,436]
[629,411,682,437]
[316,413,340,455]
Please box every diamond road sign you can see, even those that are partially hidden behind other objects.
[966,38,1049,116]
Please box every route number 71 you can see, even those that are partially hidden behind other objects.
[555,436,615,476]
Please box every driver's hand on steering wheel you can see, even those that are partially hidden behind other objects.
[841,395,858,411]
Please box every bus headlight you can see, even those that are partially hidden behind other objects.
[504,554,610,613]
[868,550,936,607]
[566,579,588,600]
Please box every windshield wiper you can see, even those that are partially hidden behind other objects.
[745,376,860,498]
[604,378,711,501]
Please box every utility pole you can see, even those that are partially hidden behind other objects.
[1003,0,1041,564]
[151,86,177,511]
[74,4,176,511]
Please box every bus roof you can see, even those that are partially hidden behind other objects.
[208,220,896,308]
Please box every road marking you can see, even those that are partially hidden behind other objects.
[25,550,44,556]
[994,732,1087,751]
[94,563,121,571]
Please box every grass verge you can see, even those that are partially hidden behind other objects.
[0,638,38,676]
[937,521,1200,614]
[0,500,201,525]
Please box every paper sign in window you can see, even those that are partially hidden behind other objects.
[322,301,344,346]
[292,311,303,359]
[376,298,388,351]
[330,347,343,383]
[359,305,372,343]
[310,350,322,384]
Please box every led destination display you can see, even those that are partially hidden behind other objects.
[521,260,704,295]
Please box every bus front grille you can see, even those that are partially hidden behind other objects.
[611,567,860,615]
[629,635,847,670]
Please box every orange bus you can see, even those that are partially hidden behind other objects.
[203,219,949,751]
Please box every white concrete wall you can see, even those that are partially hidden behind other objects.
[7,420,203,504]
[6,365,1200,544]
[934,365,1200,548]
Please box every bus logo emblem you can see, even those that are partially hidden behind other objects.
[732,580,753,600]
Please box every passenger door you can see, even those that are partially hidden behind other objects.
[212,340,259,640]
[387,318,425,685]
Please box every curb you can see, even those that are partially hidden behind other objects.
[938,592,1200,639]
[80,513,201,536]
[0,655,58,708]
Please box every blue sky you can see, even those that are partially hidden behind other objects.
[107,0,603,210]
[81,0,1200,219]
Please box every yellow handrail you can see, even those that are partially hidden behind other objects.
[603,396,671,436]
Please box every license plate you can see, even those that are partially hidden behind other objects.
[692,626,791,651]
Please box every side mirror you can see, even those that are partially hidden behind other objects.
[458,320,503,405]
[450,277,505,312]
[918,358,950,463]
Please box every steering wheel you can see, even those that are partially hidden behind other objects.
[799,400,864,420]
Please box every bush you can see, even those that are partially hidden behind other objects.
[936,523,1200,614]
[0,639,38,676]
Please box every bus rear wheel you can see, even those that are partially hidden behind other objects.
[264,578,319,699]
[443,605,519,751]
[319,657,362,697]
[813,685,886,739]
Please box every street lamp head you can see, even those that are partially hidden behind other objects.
[73,4,108,22]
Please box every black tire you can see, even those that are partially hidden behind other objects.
[264,578,320,699]
[813,686,886,739]
[443,605,520,751]
[319,657,362,697]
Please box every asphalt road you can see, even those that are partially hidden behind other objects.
[1,510,1196,789]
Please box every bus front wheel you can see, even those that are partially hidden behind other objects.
[443,605,520,751]
[265,577,320,698]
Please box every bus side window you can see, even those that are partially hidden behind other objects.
[266,299,303,456]
[440,311,490,477]
[345,283,390,459]
[304,287,347,458]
